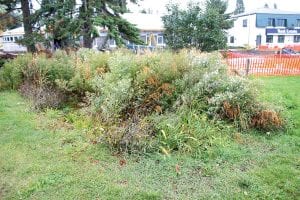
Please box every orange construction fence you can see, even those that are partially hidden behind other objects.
[257,44,300,52]
[226,52,300,76]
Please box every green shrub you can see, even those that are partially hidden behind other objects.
[90,50,284,153]
[0,49,285,154]
[56,49,109,96]
[0,54,33,89]
[0,58,5,68]
[0,50,110,107]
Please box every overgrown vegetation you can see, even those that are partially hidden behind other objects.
[0,50,285,155]
[0,77,299,199]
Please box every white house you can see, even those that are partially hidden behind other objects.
[227,8,300,49]
[93,13,165,50]
[0,27,27,52]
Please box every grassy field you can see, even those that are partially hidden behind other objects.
[0,76,299,199]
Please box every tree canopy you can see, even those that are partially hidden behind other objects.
[0,3,22,31]
[162,0,233,51]
[0,0,143,50]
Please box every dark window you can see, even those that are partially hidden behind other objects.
[157,35,164,44]
[153,35,158,45]
[243,19,247,27]
[278,35,285,43]
[297,19,300,27]
[10,37,13,41]
[277,19,287,27]
[230,36,234,43]
[140,35,147,43]
[109,39,116,46]
[268,18,275,26]
[294,35,300,43]
[266,35,273,43]
[127,40,134,45]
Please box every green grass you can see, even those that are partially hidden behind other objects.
[0,76,299,199]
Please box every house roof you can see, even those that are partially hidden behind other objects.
[233,8,300,18]
[1,27,24,36]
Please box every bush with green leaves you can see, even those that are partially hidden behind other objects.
[89,50,284,154]
[0,49,285,155]
[0,49,110,108]
[0,54,33,89]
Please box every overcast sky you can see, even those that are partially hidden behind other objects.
[128,0,300,14]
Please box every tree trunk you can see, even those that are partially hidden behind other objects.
[83,24,93,48]
[20,0,35,52]
[81,0,93,48]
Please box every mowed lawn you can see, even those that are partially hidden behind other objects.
[0,76,299,199]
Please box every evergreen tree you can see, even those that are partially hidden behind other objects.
[234,0,245,15]
[38,0,143,49]
[38,0,81,48]
[1,0,143,50]
[79,0,143,48]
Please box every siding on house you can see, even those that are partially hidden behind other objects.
[227,8,300,49]
[256,14,300,28]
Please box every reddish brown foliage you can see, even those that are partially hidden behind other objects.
[223,101,240,120]
[251,110,283,130]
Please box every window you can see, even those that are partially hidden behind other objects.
[296,19,300,27]
[140,35,147,43]
[294,35,300,43]
[243,19,247,27]
[127,40,134,45]
[153,35,158,45]
[268,18,275,26]
[278,35,285,43]
[10,37,13,41]
[277,19,287,27]
[109,39,116,46]
[93,39,97,46]
[230,36,234,43]
[157,35,164,45]
[266,35,273,43]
